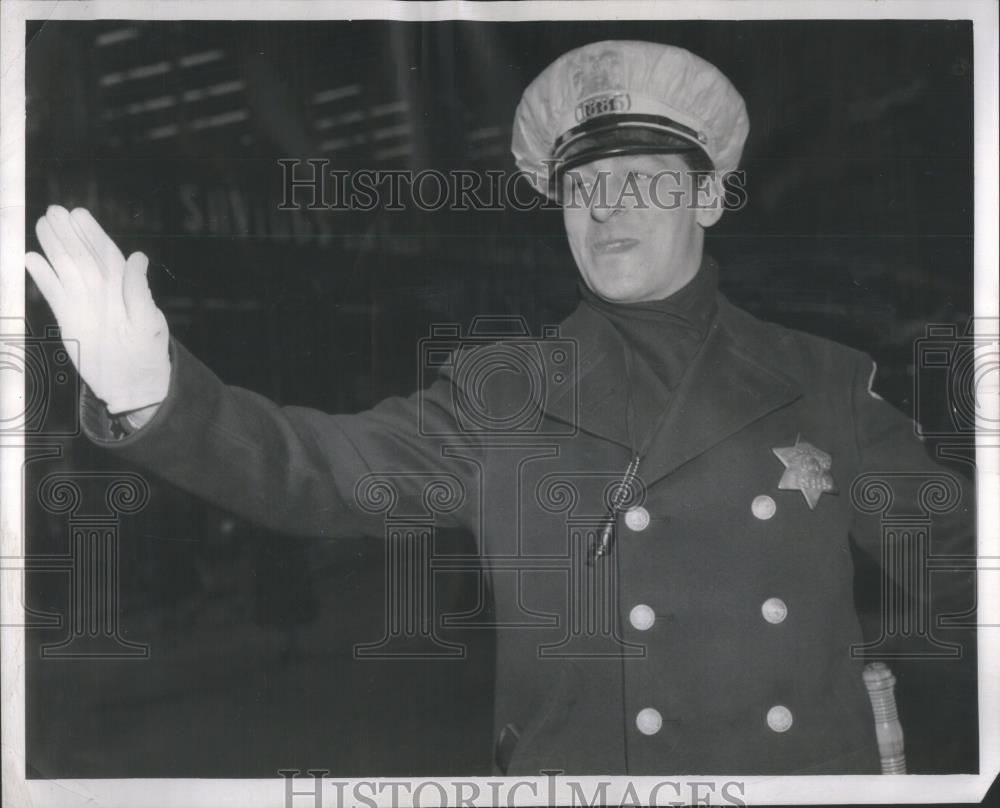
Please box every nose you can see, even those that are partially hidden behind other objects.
[590,193,623,223]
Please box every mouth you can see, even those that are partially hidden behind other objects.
[590,238,639,254]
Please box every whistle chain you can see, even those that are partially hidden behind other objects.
[590,454,641,563]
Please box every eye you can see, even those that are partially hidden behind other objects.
[562,173,596,200]
[626,170,654,183]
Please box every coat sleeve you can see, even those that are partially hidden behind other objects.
[848,351,976,646]
[848,352,979,773]
[80,338,482,539]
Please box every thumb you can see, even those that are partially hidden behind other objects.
[122,252,161,326]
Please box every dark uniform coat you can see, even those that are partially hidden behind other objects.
[81,286,974,776]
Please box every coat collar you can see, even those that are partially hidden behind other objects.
[543,295,803,485]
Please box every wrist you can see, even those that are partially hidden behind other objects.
[121,401,161,433]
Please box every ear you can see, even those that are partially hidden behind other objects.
[694,172,725,228]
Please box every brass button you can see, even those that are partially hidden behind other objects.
[767,705,793,733]
[624,506,650,532]
[751,495,776,520]
[761,597,788,624]
[629,604,655,631]
[636,707,663,736]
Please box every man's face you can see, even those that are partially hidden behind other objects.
[561,152,722,303]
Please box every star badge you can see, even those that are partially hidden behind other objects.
[772,435,837,510]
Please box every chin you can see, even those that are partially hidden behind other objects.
[586,270,648,303]
[584,253,658,298]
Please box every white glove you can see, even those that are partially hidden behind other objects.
[24,206,170,415]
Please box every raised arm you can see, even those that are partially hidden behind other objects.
[25,207,479,539]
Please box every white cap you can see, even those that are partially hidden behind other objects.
[511,40,750,198]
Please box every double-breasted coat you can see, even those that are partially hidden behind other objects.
[81,285,975,776]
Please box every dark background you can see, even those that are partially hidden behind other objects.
[22,19,976,777]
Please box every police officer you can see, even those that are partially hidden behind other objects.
[25,40,973,775]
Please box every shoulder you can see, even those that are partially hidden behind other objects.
[716,294,873,388]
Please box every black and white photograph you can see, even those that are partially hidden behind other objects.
[1,2,997,806]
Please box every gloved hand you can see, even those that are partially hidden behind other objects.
[24,206,170,416]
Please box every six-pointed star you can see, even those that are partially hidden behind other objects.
[772,435,837,510]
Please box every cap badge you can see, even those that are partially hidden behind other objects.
[772,435,837,510]
[575,92,631,122]
[571,49,630,122]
